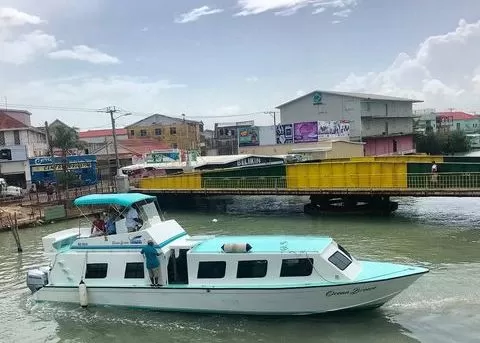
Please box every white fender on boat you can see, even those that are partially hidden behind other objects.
[78,280,88,308]
[221,243,252,253]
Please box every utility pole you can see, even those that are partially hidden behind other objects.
[102,106,120,174]
[264,111,278,127]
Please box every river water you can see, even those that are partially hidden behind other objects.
[0,196,479,343]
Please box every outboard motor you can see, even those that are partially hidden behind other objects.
[26,267,49,293]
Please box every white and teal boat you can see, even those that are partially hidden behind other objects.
[26,193,428,315]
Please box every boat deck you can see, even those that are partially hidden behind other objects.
[190,235,333,254]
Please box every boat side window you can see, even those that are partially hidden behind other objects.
[237,260,268,278]
[124,262,145,279]
[328,251,352,271]
[280,258,313,277]
[197,261,226,279]
[85,263,108,279]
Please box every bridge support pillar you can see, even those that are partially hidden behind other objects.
[305,195,398,216]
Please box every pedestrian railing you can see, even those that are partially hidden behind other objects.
[137,172,480,191]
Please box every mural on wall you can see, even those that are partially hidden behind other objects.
[276,124,293,144]
[146,149,180,163]
[318,120,350,138]
[294,121,318,143]
[238,126,260,147]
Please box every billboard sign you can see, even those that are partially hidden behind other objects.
[276,124,293,144]
[238,126,260,147]
[318,120,350,138]
[294,121,318,143]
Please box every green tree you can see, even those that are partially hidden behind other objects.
[49,125,85,196]
[415,130,471,155]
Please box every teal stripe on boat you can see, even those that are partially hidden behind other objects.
[70,232,187,250]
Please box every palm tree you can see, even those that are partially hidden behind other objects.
[49,125,84,198]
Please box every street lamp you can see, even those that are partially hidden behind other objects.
[109,111,131,174]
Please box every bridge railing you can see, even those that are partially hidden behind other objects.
[200,172,480,190]
[137,172,480,191]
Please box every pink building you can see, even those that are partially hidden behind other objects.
[363,135,415,156]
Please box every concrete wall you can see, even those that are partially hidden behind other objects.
[278,93,415,140]
[278,93,362,139]
[1,129,48,157]
[238,140,364,159]
[364,135,414,156]
[128,123,201,149]
[362,101,413,117]
[362,117,414,137]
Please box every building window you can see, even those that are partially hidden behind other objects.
[237,260,268,278]
[0,132,5,146]
[124,262,145,279]
[171,143,178,149]
[219,128,224,136]
[393,140,398,153]
[197,261,226,279]
[170,127,177,135]
[328,251,352,271]
[384,122,389,135]
[13,130,20,145]
[140,129,147,137]
[85,263,108,279]
[155,128,162,136]
[280,258,313,277]
[130,130,135,136]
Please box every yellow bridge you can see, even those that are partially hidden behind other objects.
[133,155,480,197]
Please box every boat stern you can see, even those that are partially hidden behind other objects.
[26,266,50,294]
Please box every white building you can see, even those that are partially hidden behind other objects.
[0,109,48,187]
[276,90,423,156]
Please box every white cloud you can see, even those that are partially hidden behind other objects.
[296,89,306,96]
[48,45,120,64]
[245,76,259,82]
[335,19,480,111]
[332,20,341,24]
[312,7,325,14]
[0,29,57,64]
[141,27,148,32]
[235,0,357,16]
[333,8,351,17]
[174,6,224,24]
[0,7,45,26]
[1,75,187,128]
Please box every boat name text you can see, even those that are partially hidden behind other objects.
[325,286,377,297]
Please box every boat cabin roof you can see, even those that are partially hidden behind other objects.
[74,193,156,207]
[190,235,333,254]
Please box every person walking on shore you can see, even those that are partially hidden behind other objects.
[141,240,161,286]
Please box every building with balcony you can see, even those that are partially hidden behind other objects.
[125,114,203,150]
[0,109,48,187]
[276,90,422,156]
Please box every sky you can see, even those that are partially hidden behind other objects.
[1,0,480,130]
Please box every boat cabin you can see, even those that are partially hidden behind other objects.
[42,193,362,289]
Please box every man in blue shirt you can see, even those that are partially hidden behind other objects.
[141,240,160,286]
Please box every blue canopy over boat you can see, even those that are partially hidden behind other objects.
[73,193,156,207]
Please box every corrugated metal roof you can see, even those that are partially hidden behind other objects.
[276,90,423,108]
[437,111,478,120]
[125,114,202,128]
[79,129,128,138]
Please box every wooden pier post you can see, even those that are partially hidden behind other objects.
[11,212,22,253]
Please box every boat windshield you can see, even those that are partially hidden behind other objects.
[136,200,162,228]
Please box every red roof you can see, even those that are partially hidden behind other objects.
[79,128,128,139]
[118,138,170,156]
[437,112,478,120]
[0,111,28,129]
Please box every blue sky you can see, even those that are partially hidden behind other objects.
[1,0,480,130]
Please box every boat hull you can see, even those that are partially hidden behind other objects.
[32,272,425,315]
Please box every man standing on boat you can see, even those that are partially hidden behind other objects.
[141,239,161,286]
[125,205,142,232]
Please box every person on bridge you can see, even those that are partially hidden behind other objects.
[431,161,438,185]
